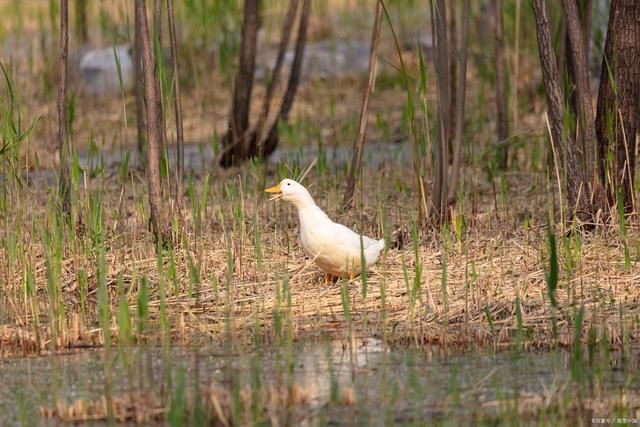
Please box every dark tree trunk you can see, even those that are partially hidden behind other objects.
[74,0,88,43]
[263,0,310,156]
[447,0,457,141]
[343,0,383,209]
[563,0,597,179]
[152,0,165,162]
[494,0,508,169]
[220,0,259,167]
[167,0,184,211]
[431,0,452,221]
[134,1,146,158]
[233,0,258,133]
[556,8,567,85]
[254,0,298,154]
[532,0,592,223]
[595,0,640,211]
[58,0,71,215]
[274,0,309,124]
[219,0,309,167]
[449,0,470,200]
[137,0,167,243]
[563,0,594,169]
[580,0,593,65]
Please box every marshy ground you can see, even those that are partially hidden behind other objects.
[1,0,639,425]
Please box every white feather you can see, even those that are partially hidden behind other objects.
[271,178,385,278]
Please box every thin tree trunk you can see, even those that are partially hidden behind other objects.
[167,0,184,211]
[494,0,508,169]
[511,0,521,143]
[343,0,383,209]
[431,0,451,221]
[137,0,167,242]
[449,0,470,200]
[563,0,594,174]
[134,1,146,158]
[581,0,593,66]
[149,0,170,179]
[74,0,88,43]
[532,0,592,223]
[556,9,567,84]
[220,0,259,167]
[262,0,311,156]
[275,0,309,123]
[595,0,640,211]
[152,0,165,166]
[447,0,457,141]
[563,0,597,181]
[58,0,71,215]
[255,0,299,153]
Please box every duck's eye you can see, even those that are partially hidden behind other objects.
[287,183,291,186]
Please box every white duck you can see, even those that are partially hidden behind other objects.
[265,178,385,281]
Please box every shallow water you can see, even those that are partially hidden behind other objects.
[79,140,411,173]
[20,140,411,188]
[1,337,636,425]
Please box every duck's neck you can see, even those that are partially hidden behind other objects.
[291,193,330,225]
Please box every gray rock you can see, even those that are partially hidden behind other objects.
[76,44,134,97]
[255,39,375,82]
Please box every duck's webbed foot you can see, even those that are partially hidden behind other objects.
[324,273,342,285]
[324,273,332,285]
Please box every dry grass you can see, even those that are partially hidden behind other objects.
[39,381,320,425]
[40,391,165,424]
[4,1,638,425]
[482,391,640,423]
[1,156,639,359]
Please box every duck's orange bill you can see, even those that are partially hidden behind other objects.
[264,183,282,201]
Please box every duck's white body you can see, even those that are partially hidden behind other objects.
[266,179,385,278]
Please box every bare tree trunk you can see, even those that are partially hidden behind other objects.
[152,0,165,166]
[262,0,311,157]
[219,0,308,167]
[431,0,451,221]
[556,9,567,83]
[449,0,470,200]
[220,0,259,167]
[595,0,640,211]
[343,0,383,209]
[532,0,592,223]
[581,0,593,65]
[74,0,88,43]
[167,0,184,211]
[134,1,146,158]
[563,0,597,180]
[511,0,521,142]
[58,0,71,215]
[563,0,594,172]
[255,0,299,153]
[447,0,457,141]
[494,0,508,169]
[275,0,309,123]
[137,0,167,242]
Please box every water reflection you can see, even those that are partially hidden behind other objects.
[0,337,637,425]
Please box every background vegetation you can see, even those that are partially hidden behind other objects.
[0,0,638,424]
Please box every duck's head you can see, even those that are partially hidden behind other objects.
[265,178,310,204]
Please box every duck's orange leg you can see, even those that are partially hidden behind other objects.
[324,273,332,285]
